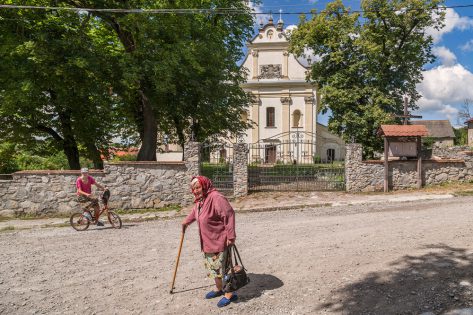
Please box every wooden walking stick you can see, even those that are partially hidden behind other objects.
[170,229,185,294]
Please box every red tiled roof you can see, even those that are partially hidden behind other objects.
[465,118,473,124]
[378,125,430,137]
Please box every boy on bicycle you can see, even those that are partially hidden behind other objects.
[76,168,107,226]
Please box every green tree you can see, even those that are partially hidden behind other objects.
[0,3,121,169]
[0,142,19,174]
[453,127,468,146]
[290,0,445,157]
[158,3,254,150]
[69,0,254,160]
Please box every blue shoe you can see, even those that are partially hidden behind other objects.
[205,290,223,299]
[217,294,238,308]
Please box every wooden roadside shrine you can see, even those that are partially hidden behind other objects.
[378,125,430,192]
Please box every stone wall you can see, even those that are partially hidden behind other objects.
[0,147,201,217]
[346,144,473,192]
[0,170,105,217]
[103,162,194,209]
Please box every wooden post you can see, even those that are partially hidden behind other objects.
[417,136,422,189]
[384,137,389,192]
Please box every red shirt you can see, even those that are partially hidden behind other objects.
[76,176,96,195]
[183,190,236,253]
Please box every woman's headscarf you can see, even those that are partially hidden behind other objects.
[191,176,215,203]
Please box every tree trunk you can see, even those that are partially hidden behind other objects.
[86,143,104,169]
[100,17,157,161]
[58,111,81,170]
[136,90,157,161]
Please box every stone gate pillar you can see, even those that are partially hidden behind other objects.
[184,141,201,178]
[345,143,362,192]
[233,143,249,197]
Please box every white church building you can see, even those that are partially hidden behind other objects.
[239,16,345,163]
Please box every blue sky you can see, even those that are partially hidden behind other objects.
[247,0,473,127]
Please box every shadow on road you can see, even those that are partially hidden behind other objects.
[237,273,284,303]
[317,244,473,315]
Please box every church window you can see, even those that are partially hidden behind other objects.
[266,107,275,127]
[267,30,274,39]
[292,110,302,128]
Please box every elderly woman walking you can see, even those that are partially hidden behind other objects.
[182,176,237,308]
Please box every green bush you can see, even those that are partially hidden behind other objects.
[0,143,19,174]
[15,151,70,170]
[422,136,435,149]
[111,153,137,162]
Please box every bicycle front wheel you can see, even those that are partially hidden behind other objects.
[107,211,122,229]
[70,213,90,231]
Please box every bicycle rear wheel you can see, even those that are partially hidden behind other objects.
[107,211,122,229]
[70,213,90,231]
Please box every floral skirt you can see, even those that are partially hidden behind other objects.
[203,250,228,279]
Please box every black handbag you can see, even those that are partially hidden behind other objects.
[222,244,250,293]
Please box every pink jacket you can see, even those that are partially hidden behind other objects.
[183,190,236,253]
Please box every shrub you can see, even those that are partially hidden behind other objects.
[111,154,137,162]
[0,143,19,174]
[15,151,70,170]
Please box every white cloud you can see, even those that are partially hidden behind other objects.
[432,46,457,66]
[426,8,473,44]
[245,0,267,25]
[417,64,473,121]
[461,39,473,52]
[285,24,298,33]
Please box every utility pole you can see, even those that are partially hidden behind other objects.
[395,97,422,124]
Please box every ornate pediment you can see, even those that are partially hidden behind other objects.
[258,64,282,79]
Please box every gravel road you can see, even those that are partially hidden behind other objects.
[2,197,473,315]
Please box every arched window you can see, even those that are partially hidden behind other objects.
[292,110,302,128]
[266,107,275,127]
[267,30,274,39]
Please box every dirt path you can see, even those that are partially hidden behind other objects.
[2,197,473,315]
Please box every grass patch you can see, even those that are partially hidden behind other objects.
[14,212,70,220]
[0,216,12,222]
[114,204,181,215]
[40,222,70,229]
[453,190,473,197]
[0,226,15,232]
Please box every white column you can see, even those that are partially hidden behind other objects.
[252,50,259,79]
[282,51,289,79]
[281,97,291,162]
[305,96,315,158]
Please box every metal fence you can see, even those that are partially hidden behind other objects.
[200,143,234,195]
[248,139,345,192]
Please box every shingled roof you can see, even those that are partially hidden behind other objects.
[410,120,455,138]
[378,125,430,137]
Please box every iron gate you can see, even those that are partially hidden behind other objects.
[200,143,234,195]
[248,136,345,192]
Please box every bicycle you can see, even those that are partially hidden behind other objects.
[70,189,122,231]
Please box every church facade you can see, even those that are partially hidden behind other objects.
[240,17,345,163]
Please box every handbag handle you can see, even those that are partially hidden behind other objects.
[231,244,246,271]
[223,244,246,276]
